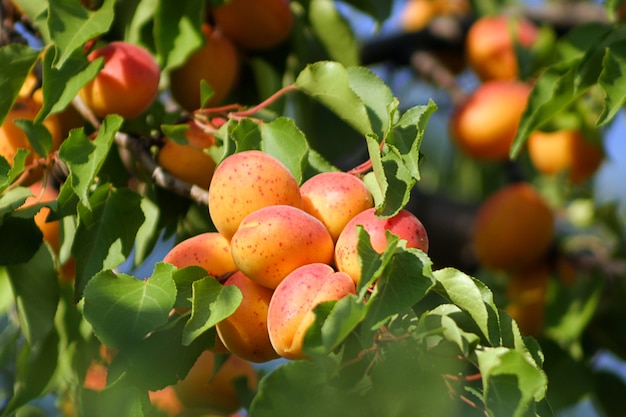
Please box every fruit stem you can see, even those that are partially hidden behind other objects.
[229,84,299,118]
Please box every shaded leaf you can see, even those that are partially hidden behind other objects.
[0,216,43,266]
[0,44,40,126]
[154,0,205,70]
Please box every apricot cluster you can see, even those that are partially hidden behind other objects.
[163,150,429,362]
[170,0,294,112]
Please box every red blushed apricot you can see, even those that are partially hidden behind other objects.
[174,350,257,414]
[466,15,539,81]
[450,80,532,161]
[216,271,280,363]
[300,171,374,242]
[472,183,554,272]
[527,129,605,184]
[267,263,356,359]
[158,122,217,189]
[212,0,294,50]
[163,232,237,279]
[208,150,303,240]
[79,41,160,119]
[334,208,429,285]
[230,205,335,290]
[170,24,239,112]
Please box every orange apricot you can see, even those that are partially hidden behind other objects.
[162,232,237,279]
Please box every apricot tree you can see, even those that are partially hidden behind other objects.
[1,0,625,416]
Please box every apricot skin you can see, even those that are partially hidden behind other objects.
[170,24,239,111]
[163,232,237,279]
[334,208,429,285]
[472,183,554,272]
[79,41,160,119]
[300,171,374,242]
[174,350,257,414]
[158,122,217,189]
[466,15,539,81]
[506,261,551,336]
[216,271,280,363]
[208,150,303,240]
[450,80,531,161]
[212,0,294,50]
[230,205,335,289]
[527,129,604,183]
[267,263,356,360]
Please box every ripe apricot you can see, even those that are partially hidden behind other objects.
[163,232,237,279]
[208,150,302,240]
[527,129,604,183]
[450,80,531,161]
[174,350,257,414]
[169,24,239,112]
[267,263,356,359]
[466,15,539,81]
[158,122,217,189]
[215,271,280,363]
[148,386,185,417]
[300,171,374,242]
[400,0,470,31]
[472,183,554,271]
[212,0,294,50]
[0,98,63,168]
[79,41,160,119]
[334,208,429,285]
[230,205,335,289]
[506,261,551,336]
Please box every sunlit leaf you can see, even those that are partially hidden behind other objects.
[0,44,40,126]
[309,0,359,67]
[154,0,205,70]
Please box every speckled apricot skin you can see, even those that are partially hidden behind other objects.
[300,171,374,242]
[230,205,334,290]
[267,263,355,359]
[208,150,302,240]
[216,271,280,363]
[163,232,237,278]
[334,208,429,285]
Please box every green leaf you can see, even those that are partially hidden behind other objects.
[597,40,626,125]
[47,0,116,68]
[154,0,205,70]
[160,123,190,145]
[338,0,393,23]
[182,276,242,346]
[13,118,53,158]
[171,265,211,311]
[36,45,102,123]
[295,61,371,136]
[6,244,59,345]
[83,263,177,350]
[59,115,122,208]
[416,304,481,356]
[73,186,145,298]
[477,347,548,417]
[356,227,399,295]
[365,248,434,329]
[0,44,41,126]
[79,377,146,417]
[309,0,359,67]
[433,268,500,345]
[1,330,59,417]
[0,149,30,192]
[0,186,32,219]
[0,216,43,266]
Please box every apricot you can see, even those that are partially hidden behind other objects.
[506,261,551,336]
[466,15,539,81]
[24,180,60,252]
[0,98,63,168]
[208,150,302,240]
[79,41,160,119]
[215,271,280,363]
[158,122,217,189]
[163,232,237,279]
[527,129,604,183]
[83,360,108,391]
[450,80,531,161]
[472,183,554,272]
[148,385,185,417]
[267,263,356,359]
[334,208,429,285]
[174,350,257,414]
[169,23,239,112]
[300,171,374,242]
[230,205,334,289]
[400,0,470,31]
[212,0,293,50]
